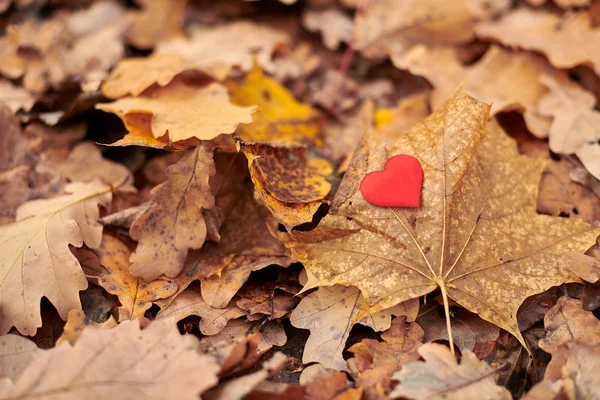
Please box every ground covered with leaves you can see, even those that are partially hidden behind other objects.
[1,0,600,399]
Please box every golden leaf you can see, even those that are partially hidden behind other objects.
[0,180,112,335]
[56,309,117,346]
[94,235,177,321]
[227,67,321,145]
[129,144,215,281]
[282,93,600,350]
[97,80,255,144]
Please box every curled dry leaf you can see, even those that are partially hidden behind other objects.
[56,309,117,346]
[94,235,177,321]
[302,9,354,51]
[281,93,600,351]
[97,80,255,146]
[242,142,332,230]
[157,289,245,335]
[354,0,509,58]
[0,180,111,335]
[158,21,289,80]
[227,67,321,145]
[290,285,419,371]
[538,74,600,180]
[476,8,600,75]
[347,315,424,400]
[36,141,135,192]
[127,0,187,50]
[390,343,511,399]
[0,335,39,380]
[0,318,220,400]
[129,144,215,281]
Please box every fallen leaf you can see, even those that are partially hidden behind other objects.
[347,315,424,400]
[97,80,255,145]
[282,93,600,350]
[101,53,202,99]
[290,285,419,371]
[476,8,600,75]
[354,0,509,58]
[242,142,331,230]
[0,335,39,380]
[129,144,215,281]
[323,100,374,164]
[36,141,135,192]
[94,234,177,321]
[157,288,245,335]
[372,92,430,146]
[0,79,35,114]
[302,9,354,50]
[272,42,321,81]
[56,309,117,346]
[562,251,600,283]
[0,318,220,399]
[158,21,289,80]
[227,66,321,145]
[537,74,600,180]
[0,180,112,335]
[127,0,187,50]
[390,343,511,399]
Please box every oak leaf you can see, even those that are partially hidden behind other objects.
[227,67,321,145]
[476,8,600,75]
[0,318,220,399]
[0,335,39,380]
[0,79,35,114]
[290,285,419,371]
[157,288,245,335]
[242,142,332,230]
[282,93,600,350]
[0,180,112,335]
[157,21,289,80]
[97,80,255,145]
[94,234,177,321]
[129,144,215,281]
[390,343,511,399]
[127,0,187,50]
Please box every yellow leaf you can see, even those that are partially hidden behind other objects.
[227,67,322,145]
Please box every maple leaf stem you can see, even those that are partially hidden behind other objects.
[437,278,456,356]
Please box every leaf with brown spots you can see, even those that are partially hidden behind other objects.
[242,142,332,230]
[0,180,112,335]
[282,93,600,352]
[93,234,177,321]
[227,67,321,145]
[128,144,215,281]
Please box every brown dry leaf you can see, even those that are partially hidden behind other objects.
[36,141,135,192]
[302,9,354,50]
[94,234,177,321]
[0,79,35,114]
[56,309,117,346]
[242,142,331,230]
[0,335,39,380]
[0,318,220,399]
[227,67,321,145]
[282,93,600,350]
[129,144,215,281]
[417,306,500,359]
[373,92,430,145]
[157,21,290,80]
[97,80,255,145]
[157,289,245,335]
[127,0,187,50]
[354,0,509,58]
[527,0,591,8]
[562,251,600,283]
[0,180,112,335]
[324,100,374,164]
[390,343,511,399]
[272,43,321,81]
[476,8,600,76]
[0,105,30,171]
[537,160,600,223]
[290,285,419,371]
[347,316,424,400]
[236,276,300,320]
[537,75,600,180]
[101,53,201,99]
[390,45,570,137]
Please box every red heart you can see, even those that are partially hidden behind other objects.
[359,155,423,208]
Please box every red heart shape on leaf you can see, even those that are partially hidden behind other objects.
[359,155,423,208]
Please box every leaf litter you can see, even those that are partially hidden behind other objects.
[0,1,600,399]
